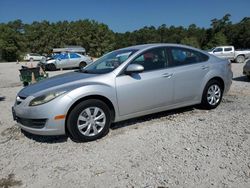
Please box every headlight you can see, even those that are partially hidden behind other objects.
[29,91,66,106]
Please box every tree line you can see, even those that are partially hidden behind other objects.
[0,14,249,61]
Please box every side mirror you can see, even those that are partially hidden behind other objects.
[125,64,144,74]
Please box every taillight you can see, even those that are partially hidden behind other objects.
[228,60,232,70]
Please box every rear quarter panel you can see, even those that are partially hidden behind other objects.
[199,58,232,97]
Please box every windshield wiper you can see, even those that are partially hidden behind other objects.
[79,69,89,73]
[79,69,97,74]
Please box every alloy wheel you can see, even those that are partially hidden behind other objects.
[207,84,221,106]
[77,107,106,137]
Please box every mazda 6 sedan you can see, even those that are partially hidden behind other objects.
[12,44,233,142]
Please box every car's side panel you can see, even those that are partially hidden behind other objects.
[68,53,81,68]
[223,48,235,60]
[199,60,232,96]
[115,60,231,123]
[115,69,174,116]
[115,98,198,122]
[170,63,210,104]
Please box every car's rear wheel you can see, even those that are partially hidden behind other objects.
[79,62,87,69]
[200,80,223,109]
[67,99,111,142]
[236,55,245,63]
[247,75,250,80]
[47,63,56,71]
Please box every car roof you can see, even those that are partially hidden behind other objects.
[216,46,234,48]
[119,43,199,51]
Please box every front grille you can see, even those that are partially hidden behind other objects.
[17,117,47,129]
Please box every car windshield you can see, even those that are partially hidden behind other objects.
[207,48,215,52]
[82,49,138,74]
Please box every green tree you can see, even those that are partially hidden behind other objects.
[181,37,200,48]
[0,20,25,61]
[205,32,228,49]
[0,14,249,62]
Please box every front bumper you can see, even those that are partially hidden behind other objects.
[12,94,73,136]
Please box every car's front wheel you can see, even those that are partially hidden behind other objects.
[200,80,223,109]
[67,99,111,142]
[47,63,57,71]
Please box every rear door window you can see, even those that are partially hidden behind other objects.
[70,53,81,59]
[224,47,233,52]
[58,53,69,59]
[168,47,209,67]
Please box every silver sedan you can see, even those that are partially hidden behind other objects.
[12,44,233,141]
[40,52,93,71]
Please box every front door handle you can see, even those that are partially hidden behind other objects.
[201,65,209,70]
[162,73,173,78]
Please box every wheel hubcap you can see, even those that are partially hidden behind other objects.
[77,107,106,136]
[237,56,244,63]
[207,84,221,106]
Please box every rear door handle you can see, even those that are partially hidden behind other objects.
[201,65,209,70]
[162,73,173,78]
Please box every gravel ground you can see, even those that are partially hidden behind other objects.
[0,61,249,188]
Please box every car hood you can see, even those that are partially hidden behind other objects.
[45,59,56,64]
[18,71,98,97]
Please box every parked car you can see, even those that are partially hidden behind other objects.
[243,59,250,80]
[39,52,93,70]
[12,44,233,142]
[208,46,250,63]
[24,53,45,61]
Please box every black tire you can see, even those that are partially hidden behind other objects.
[200,80,223,109]
[67,99,111,142]
[79,62,87,69]
[235,55,245,63]
[247,75,250,80]
[47,64,56,71]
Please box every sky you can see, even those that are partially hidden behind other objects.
[0,0,249,32]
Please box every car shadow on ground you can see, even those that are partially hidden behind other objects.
[233,76,249,82]
[21,130,69,144]
[20,105,198,143]
[111,105,196,130]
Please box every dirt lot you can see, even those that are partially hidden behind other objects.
[0,61,249,188]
